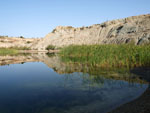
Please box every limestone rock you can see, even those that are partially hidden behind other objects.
[32,14,150,50]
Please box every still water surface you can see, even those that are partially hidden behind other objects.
[0,55,148,113]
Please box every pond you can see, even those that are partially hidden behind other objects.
[0,54,149,113]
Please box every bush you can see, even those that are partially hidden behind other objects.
[27,41,31,44]
[20,36,24,38]
[46,45,55,50]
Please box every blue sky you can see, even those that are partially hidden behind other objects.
[0,0,150,38]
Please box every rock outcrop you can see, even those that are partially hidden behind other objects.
[0,14,150,50]
[0,36,39,48]
[32,14,150,50]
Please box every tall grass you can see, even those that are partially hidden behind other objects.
[59,44,150,68]
[0,48,18,55]
[0,47,30,55]
[8,46,31,50]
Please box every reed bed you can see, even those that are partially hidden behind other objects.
[59,44,150,68]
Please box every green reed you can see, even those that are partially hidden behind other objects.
[59,44,150,68]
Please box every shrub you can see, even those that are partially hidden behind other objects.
[27,41,31,44]
[46,45,55,50]
[19,36,24,38]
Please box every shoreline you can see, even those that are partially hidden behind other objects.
[110,67,150,113]
[109,87,150,113]
[19,49,60,53]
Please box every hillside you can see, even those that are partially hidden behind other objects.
[0,14,150,50]
[32,14,150,50]
[0,36,39,48]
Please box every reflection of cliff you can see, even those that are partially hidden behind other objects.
[0,54,147,84]
[0,55,40,66]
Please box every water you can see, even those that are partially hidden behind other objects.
[0,54,148,113]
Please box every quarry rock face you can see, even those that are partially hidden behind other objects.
[32,14,150,50]
[0,14,150,50]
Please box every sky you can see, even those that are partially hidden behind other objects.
[0,0,150,38]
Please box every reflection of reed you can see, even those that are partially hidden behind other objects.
[0,54,148,85]
[60,63,147,84]
[61,72,104,91]
[60,72,146,92]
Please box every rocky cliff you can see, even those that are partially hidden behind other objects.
[32,14,150,50]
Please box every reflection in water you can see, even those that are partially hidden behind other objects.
[0,54,149,113]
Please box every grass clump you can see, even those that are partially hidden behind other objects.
[59,44,150,68]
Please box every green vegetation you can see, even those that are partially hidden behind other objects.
[19,36,24,38]
[27,41,32,44]
[0,48,18,55]
[0,46,31,55]
[46,53,55,57]
[59,44,150,68]
[46,45,55,50]
[9,46,31,50]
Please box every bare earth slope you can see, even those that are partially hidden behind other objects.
[0,36,39,48]
[32,14,150,50]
